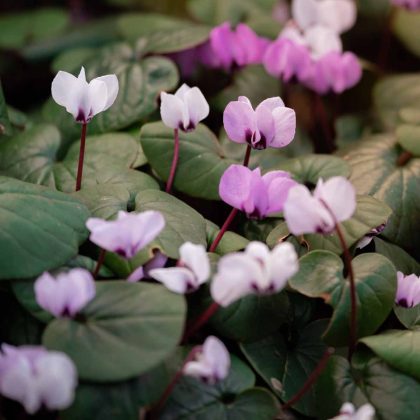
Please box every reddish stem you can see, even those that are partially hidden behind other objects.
[335,223,357,360]
[75,123,87,191]
[242,144,252,167]
[314,94,335,153]
[166,128,180,194]
[396,151,413,167]
[182,302,219,344]
[93,249,106,279]
[281,348,335,411]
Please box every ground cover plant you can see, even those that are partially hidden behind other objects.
[0,0,419,419]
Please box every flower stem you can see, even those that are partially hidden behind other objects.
[149,346,202,419]
[93,249,106,279]
[314,94,335,153]
[182,302,219,344]
[242,144,252,167]
[75,123,87,191]
[281,347,335,411]
[396,151,413,167]
[166,128,180,194]
[335,223,357,360]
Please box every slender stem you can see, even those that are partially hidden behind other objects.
[335,223,357,360]
[149,346,202,419]
[281,348,335,411]
[242,144,252,167]
[208,208,239,253]
[93,249,106,279]
[182,302,219,344]
[166,128,180,194]
[397,151,413,167]
[314,94,335,153]
[75,123,87,191]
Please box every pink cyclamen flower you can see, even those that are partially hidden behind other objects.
[149,242,210,293]
[201,22,269,70]
[0,344,77,414]
[211,242,298,307]
[329,402,375,420]
[183,336,230,384]
[51,67,118,124]
[160,84,209,132]
[127,251,168,283]
[35,268,95,318]
[283,176,356,235]
[391,0,420,10]
[86,210,165,259]
[223,96,296,149]
[292,0,357,34]
[219,165,297,219]
[395,272,420,308]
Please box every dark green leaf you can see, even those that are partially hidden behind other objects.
[393,9,420,58]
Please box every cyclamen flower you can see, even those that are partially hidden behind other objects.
[292,0,357,34]
[283,176,356,235]
[201,22,269,70]
[127,251,168,283]
[329,402,375,420]
[219,165,297,219]
[51,67,118,123]
[356,223,387,249]
[0,344,77,414]
[211,242,298,307]
[86,210,165,259]
[149,242,210,293]
[183,336,230,384]
[160,84,209,132]
[223,97,296,149]
[391,0,420,10]
[35,268,95,318]
[395,272,420,308]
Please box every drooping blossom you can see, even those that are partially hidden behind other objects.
[160,84,209,132]
[292,0,357,34]
[283,176,356,235]
[200,22,269,71]
[356,223,387,249]
[395,272,420,308]
[223,96,296,149]
[86,210,165,259]
[219,165,297,219]
[391,0,420,10]
[127,251,168,283]
[35,268,95,318]
[0,344,77,414]
[211,242,298,307]
[51,67,118,123]
[183,336,230,384]
[149,242,210,293]
[329,402,375,420]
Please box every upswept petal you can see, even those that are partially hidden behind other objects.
[160,92,186,130]
[87,79,108,119]
[255,103,275,148]
[179,242,210,284]
[305,25,342,59]
[149,267,197,294]
[210,22,234,70]
[34,272,66,317]
[264,173,297,214]
[257,97,285,112]
[271,106,296,147]
[292,0,318,30]
[270,242,299,290]
[202,336,230,380]
[318,0,357,34]
[94,74,119,110]
[184,87,210,129]
[223,99,257,143]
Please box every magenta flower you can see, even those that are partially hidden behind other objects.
[219,165,297,219]
[283,176,356,235]
[211,242,298,307]
[183,336,230,384]
[0,344,77,414]
[391,0,420,10]
[395,272,420,308]
[35,268,95,318]
[329,402,375,420]
[86,210,165,259]
[149,242,210,293]
[201,22,269,70]
[223,96,296,149]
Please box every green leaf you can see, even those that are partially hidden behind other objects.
[140,122,235,200]
[343,133,420,257]
[393,9,420,58]
[160,355,279,419]
[394,305,420,329]
[315,352,420,419]
[396,124,420,156]
[374,74,420,130]
[205,219,249,255]
[0,8,69,49]
[289,251,397,346]
[43,282,186,382]
[0,176,89,280]
[361,330,420,380]
[0,82,12,138]
[241,319,328,416]
[135,189,207,258]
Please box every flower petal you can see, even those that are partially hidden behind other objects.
[160,91,186,130]
[202,336,230,380]
[269,242,299,290]
[184,87,210,129]
[223,98,257,144]
[149,267,197,293]
[292,0,318,30]
[87,79,108,119]
[179,242,210,285]
[317,0,357,34]
[271,106,296,147]
[263,171,297,214]
[305,25,342,59]
[94,74,119,110]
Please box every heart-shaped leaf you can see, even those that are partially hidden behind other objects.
[393,9,420,58]
[396,124,420,156]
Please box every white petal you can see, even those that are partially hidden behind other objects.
[87,79,108,118]
[175,83,191,99]
[160,92,186,129]
[184,87,210,129]
[245,241,271,265]
[318,0,357,34]
[202,336,230,380]
[149,267,197,293]
[305,25,342,59]
[269,242,299,290]
[314,176,356,223]
[94,74,119,110]
[179,242,210,285]
[183,360,213,380]
[292,0,318,30]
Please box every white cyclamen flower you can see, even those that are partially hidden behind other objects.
[329,402,375,420]
[160,84,210,131]
[51,67,119,123]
